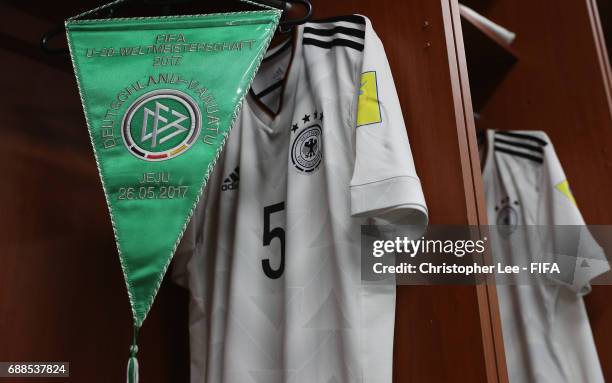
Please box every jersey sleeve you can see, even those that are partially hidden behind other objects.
[171,215,196,289]
[349,19,428,226]
[536,132,610,294]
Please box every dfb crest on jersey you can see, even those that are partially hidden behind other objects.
[496,196,520,236]
[290,109,323,174]
[122,89,202,161]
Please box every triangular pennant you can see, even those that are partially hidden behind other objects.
[66,10,280,333]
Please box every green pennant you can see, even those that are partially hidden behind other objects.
[66,10,280,333]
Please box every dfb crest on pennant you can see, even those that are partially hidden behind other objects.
[121,89,202,162]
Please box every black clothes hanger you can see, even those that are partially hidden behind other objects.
[40,0,313,55]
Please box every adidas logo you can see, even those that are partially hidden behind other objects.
[221,167,239,192]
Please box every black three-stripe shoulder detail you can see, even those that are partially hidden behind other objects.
[494,146,544,163]
[494,137,544,153]
[303,37,364,51]
[496,131,548,146]
[309,15,366,25]
[304,26,365,39]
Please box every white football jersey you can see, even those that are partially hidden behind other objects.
[172,15,428,383]
[483,130,610,383]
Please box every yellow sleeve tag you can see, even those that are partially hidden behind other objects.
[357,71,382,127]
[555,180,577,206]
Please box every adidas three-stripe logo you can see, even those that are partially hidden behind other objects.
[303,16,366,52]
[222,167,240,192]
[494,131,548,164]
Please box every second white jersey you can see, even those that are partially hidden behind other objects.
[172,16,428,383]
[483,130,610,383]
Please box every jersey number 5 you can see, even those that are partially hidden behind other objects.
[262,202,286,279]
